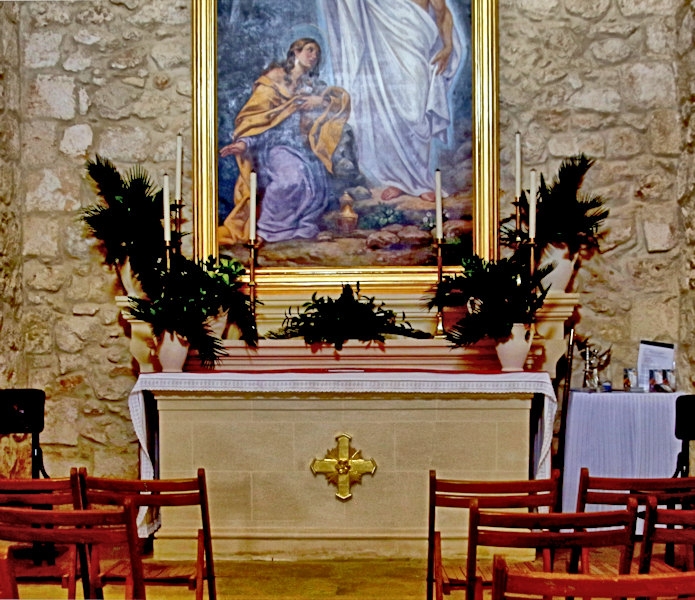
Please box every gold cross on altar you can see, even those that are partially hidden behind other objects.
[310,434,377,500]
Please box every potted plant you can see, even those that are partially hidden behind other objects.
[427,252,551,370]
[128,254,257,369]
[502,154,609,292]
[81,155,173,297]
[267,283,432,351]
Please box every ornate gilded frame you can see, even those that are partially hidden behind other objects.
[191,0,498,294]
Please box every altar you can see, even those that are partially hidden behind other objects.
[128,369,557,560]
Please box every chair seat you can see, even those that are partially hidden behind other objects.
[102,559,198,588]
[9,542,77,587]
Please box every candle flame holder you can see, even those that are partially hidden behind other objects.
[246,238,259,318]
[434,238,445,337]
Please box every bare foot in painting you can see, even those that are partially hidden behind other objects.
[381,186,406,200]
[420,191,436,202]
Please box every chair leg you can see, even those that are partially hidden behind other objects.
[196,529,204,600]
[0,547,19,600]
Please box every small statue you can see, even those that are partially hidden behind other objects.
[576,337,612,391]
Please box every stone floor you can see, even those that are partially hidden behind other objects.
[17,559,428,599]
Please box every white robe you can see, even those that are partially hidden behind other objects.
[320,0,466,196]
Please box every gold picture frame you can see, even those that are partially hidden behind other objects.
[191,0,498,304]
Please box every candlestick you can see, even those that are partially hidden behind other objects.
[175,133,183,202]
[435,238,444,337]
[515,132,521,200]
[163,174,171,243]
[249,171,257,241]
[528,169,537,241]
[435,169,443,241]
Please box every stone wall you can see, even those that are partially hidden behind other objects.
[499,0,692,388]
[2,0,694,478]
[0,5,25,387]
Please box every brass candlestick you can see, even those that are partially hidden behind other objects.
[247,238,259,318]
[173,199,183,252]
[435,238,445,337]
[165,240,172,271]
[529,238,536,276]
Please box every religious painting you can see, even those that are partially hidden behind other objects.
[192,0,499,278]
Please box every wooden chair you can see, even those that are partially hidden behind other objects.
[576,466,695,515]
[0,501,145,600]
[434,497,639,600]
[0,469,88,598]
[0,547,19,600]
[78,467,216,600]
[575,466,695,566]
[491,554,695,600]
[428,469,560,600]
[639,494,695,574]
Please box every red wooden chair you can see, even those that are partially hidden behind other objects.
[427,469,560,600]
[78,467,216,600]
[434,497,639,600]
[639,494,695,574]
[492,554,695,600]
[0,469,88,598]
[0,501,145,600]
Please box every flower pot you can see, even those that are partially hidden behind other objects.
[495,323,533,372]
[156,331,190,372]
[539,243,578,293]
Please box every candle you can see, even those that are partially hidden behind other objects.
[163,174,171,243]
[175,133,183,202]
[435,169,443,240]
[515,132,521,200]
[528,169,537,241]
[249,171,257,241]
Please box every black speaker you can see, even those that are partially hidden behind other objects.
[675,395,695,441]
[0,388,45,435]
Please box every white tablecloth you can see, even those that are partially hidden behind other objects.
[562,390,684,512]
[129,369,557,479]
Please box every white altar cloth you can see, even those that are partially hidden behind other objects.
[128,369,557,481]
[562,390,683,512]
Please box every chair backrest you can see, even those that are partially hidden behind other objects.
[639,493,695,573]
[468,496,639,598]
[427,469,560,600]
[0,500,145,600]
[576,466,695,512]
[0,469,81,509]
[491,554,695,600]
[0,388,48,478]
[78,467,215,597]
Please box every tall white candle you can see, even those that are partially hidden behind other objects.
[175,134,183,201]
[163,174,171,243]
[435,169,443,240]
[528,169,537,240]
[515,132,521,199]
[249,171,257,241]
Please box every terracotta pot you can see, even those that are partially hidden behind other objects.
[156,331,190,372]
[495,323,533,372]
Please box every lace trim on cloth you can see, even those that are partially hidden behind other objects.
[128,370,557,536]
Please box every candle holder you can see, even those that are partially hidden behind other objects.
[529,238,536,276]
[164,240,172,271]
[173,198,184,253]
[246,238,259,318]
[434,238,445,337]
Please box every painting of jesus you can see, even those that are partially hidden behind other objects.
[216,0,473,268]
